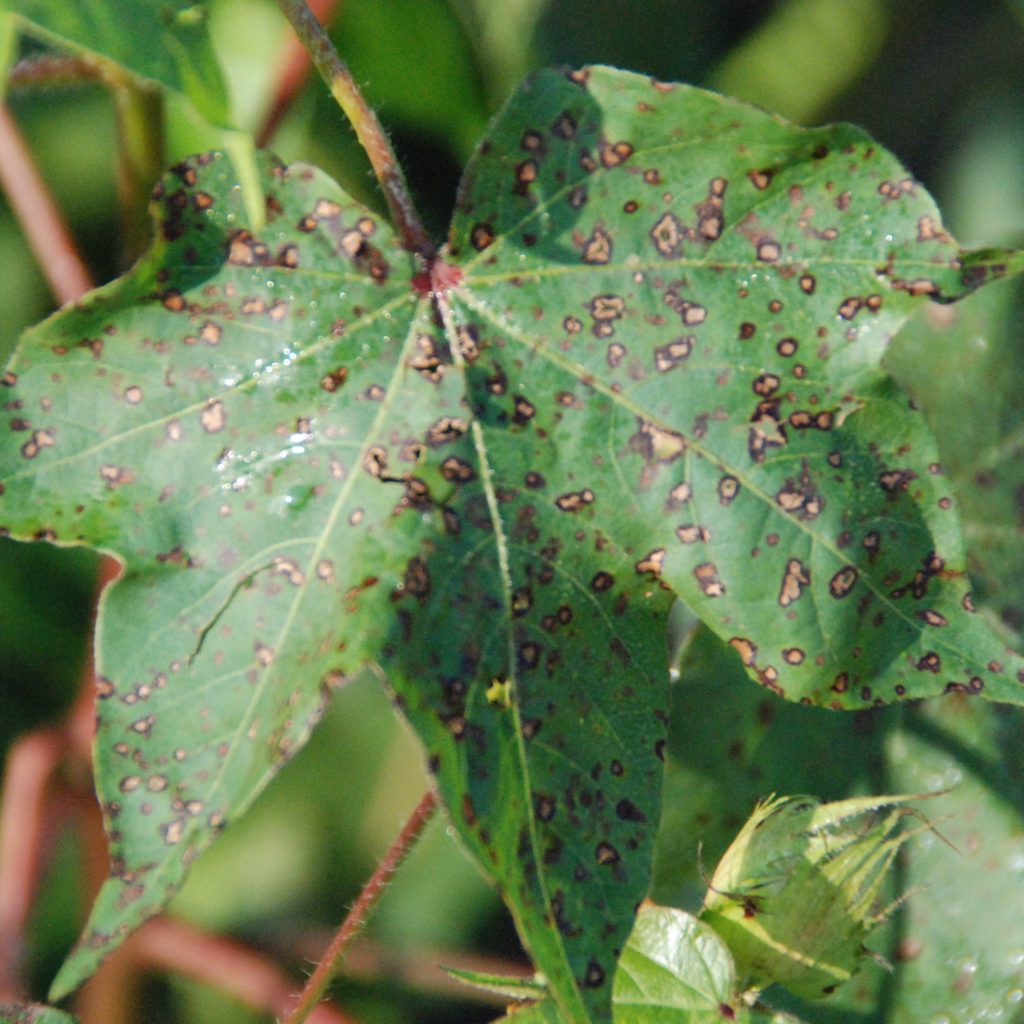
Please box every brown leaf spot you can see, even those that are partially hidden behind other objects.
[200,400,226,433]
[582,225,613,264]
[535,793,557,821]
[879,469,917,494]
[718,475,739,505]
[400,557,430,601]
[555,489,595,512]
[676,524,709,544]
[694,562,726,597]
[730,637,757,666]
[314,199,342,220]
[829,565,858,599]
[632,419,686,464]
[595,841,621,865]
[599,139,634,167]
[272,556,305,586]
[470,223,495,251]
[441,456,476,483]
[320,367,347,392]
[654,336,694,371]
[650,212,685,257]
[426,416,467,447]
[100,464,135,489]
[635,548,666,577]
[779,559,810,607]
[838,297,863,320]
[161,289,186,312]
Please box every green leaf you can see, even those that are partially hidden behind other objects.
[0,149,452,997]
[615,904,739,1021]
[1,0,229,125]
[444,65,1024,710]
[885,275,1024,641]
[443,965,547,1001]
[655,628,1024,1021]
[480,903,788,1023]
[0,1007,77,1024]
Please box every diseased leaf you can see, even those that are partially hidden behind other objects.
[885,275,1024,642]
[0,1007,77,1024]
[384,370,673,1022]
[4,61,1024,1023]
[445,65,1024,711]
[0,150,455,997]
[1,0,229,125]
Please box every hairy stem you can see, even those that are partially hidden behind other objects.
[282,789,439,1024]
[0,103,94,304]
[273,0,433,258]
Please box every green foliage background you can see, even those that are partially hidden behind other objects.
[1,1,1023,1022]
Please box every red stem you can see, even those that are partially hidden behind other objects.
[0,103,94,304]
[282,789,439,1024]
[258,0,341,148]
[131,918,353,1024]
[0,727,64,1001]
[0,557,117,1003]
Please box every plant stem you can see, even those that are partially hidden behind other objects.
[131,918,353,1024]
[282,789,439,1024]
[0,556,115,1003]
[0,103,94,304]
[258,0,340,148]
[0,727,63,1002]
[272,0,433,258]
[107,73,165,267]
[8,55,104,89]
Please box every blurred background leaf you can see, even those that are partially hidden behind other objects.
[1,1,1022,1020]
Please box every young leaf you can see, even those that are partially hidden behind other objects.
[0,1008,77,1024]
[700,793,920,999]
[0,149,455,997]
[0,0,229,125]
[444,65,1024,710]
[656,626,1024,1021]
[442,965,546,1001]
[615,904,740,1021]
[479,903,769,1023]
